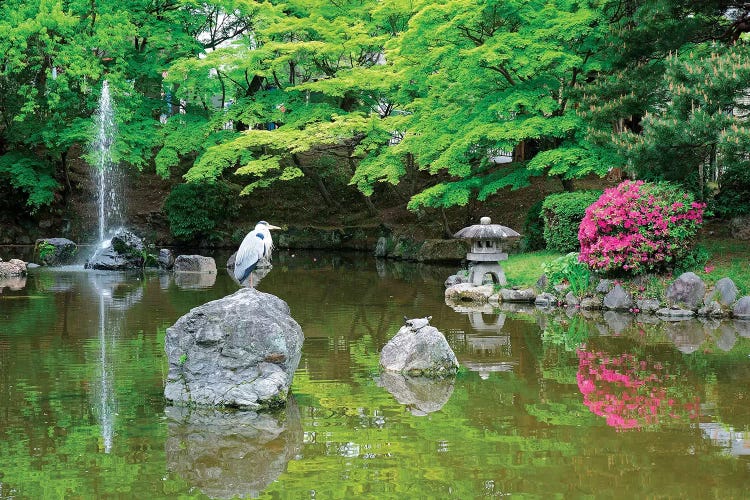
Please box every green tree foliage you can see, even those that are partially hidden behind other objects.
[353,0,610,210]
[583,1,750,201]
[614,44,750,202]
[0,0,251,210]
[160,0,401,210]
[163,181,239,242]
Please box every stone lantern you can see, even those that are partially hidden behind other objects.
[453,216,520,286]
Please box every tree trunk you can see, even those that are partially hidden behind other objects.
[294,154,340,209]
[559,175,574,192]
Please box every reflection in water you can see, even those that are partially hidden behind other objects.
[446,302,516,377]
[3,255,750,497]
[174,269,217,289]
[576,349,701,431]
[165,399,303,499]
[701,423,750,456]
[87,271,143,453]
[0,276,26,292]
[377,371,455,416]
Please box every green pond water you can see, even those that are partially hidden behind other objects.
[1,249,750,498]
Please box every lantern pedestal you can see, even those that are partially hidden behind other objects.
[468,261,507,286]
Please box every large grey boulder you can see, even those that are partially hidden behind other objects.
[377,372,455,416]
[164,288,304,409]
[165,400,302,499]
[35,237,77,266]
[603,285,633,311]
[666,272,706,310]
[174,254,217,274]
[379,317,459,377]
[85,230,145,270]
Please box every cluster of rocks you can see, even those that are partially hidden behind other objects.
[33,230,218,276]
[445,271,750,322]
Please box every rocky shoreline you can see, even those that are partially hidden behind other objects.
[445,271,750,322]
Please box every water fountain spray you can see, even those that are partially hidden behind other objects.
[91,80,124,246]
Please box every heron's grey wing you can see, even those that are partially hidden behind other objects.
[234,233,264,283]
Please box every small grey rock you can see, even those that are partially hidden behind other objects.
[635,299,661,314]
[656,307,695,320]
[733,296,750,319]
[595,279,613,294]
[603,285,633,311]
[580,296,602,310]
[499,288,537,303]
[535,292,557,307]
[708,277,739,307]
[565,292,580,307]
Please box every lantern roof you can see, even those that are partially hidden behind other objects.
[453,216,520,240]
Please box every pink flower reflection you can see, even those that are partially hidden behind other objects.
[576,349,700,431]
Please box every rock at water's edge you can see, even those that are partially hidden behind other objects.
[35,237,78,266]
[174,254,217,274]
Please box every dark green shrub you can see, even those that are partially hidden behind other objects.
[542,190,601,253]
[164,181,239,243]
[521,199,545,251]
[714,167,750,218]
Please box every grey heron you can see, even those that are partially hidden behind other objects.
[234,221,281,287]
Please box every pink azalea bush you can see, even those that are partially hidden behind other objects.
[577,349,701,431]
[578,180,705,274]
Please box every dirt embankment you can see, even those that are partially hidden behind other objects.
[1,147,618,248]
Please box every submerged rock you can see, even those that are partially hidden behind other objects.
[165,399,302,499]
[657,307,695,320]
[85,230,146,270]
[164,287,304,410]
[380,317,458,376]
[35,237,77,266]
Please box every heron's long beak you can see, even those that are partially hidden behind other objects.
[267,224,282,230]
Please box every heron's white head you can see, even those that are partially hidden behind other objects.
[256,220,281,231]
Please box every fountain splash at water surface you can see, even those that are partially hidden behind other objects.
[91,80,124,245]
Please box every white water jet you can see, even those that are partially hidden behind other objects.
[91,81,124,244]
